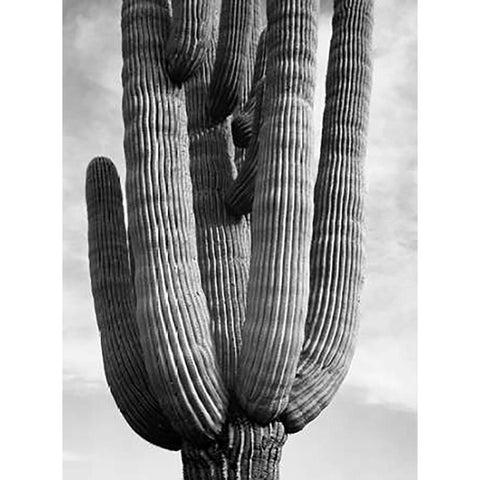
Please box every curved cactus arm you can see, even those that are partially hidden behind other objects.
[86,157,182,451]
[282,0,374,434]
[185,0,261,390]
[209,0,254,121]
[165,0,214,83]
[121,0,227,443]
[231,28,268,149]
[236,0,318,423]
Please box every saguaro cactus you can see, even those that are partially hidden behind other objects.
[86,0,374,478]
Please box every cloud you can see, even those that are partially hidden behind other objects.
[63,329,106,394]
[63,450,87,463]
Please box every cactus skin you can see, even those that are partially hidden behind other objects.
[86,0,374,476]
[182,413,286,480]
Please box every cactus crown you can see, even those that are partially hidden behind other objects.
[86,0,373,457]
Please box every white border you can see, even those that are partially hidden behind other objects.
[0,1,62,479]
[419,0,480,478]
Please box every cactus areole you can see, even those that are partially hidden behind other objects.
[86,0,374,478]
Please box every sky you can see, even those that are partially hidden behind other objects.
[63,0,417,478]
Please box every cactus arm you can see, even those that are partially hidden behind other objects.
[121,0,227,443]
[236,0,318,423]
[184,0,260,390]
[209,0,255,121]
[165,0,214,83]
[231,28,268,149]
[86,157,182,451]
[282,0,374,433]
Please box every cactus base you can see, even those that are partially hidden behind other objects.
[182,415,287,480]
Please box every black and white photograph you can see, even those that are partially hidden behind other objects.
[62,0,417,478]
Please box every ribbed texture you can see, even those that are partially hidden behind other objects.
[165,0,213,83]
[209,0,254,121]
[236,0,318,423]
[121,0,227,443]
[185,0,260,391]
[86,157,181,451]
[231,28,267,149]
[282,0,374,433]
[182,414,286,480]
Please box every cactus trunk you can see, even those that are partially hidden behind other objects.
[182,416,286,480]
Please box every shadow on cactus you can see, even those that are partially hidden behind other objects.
[85,0,374,478]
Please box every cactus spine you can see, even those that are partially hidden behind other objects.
[86,0,374,477]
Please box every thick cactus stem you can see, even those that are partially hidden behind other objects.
[121,0,227,444]
[165,0,213,83]
[282,0,374,433]
[209,0,254,121]
[236,0,318,423]
[86,156,181,450]
[182,415,286,480]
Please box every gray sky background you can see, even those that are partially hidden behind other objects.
[63,0,417,478]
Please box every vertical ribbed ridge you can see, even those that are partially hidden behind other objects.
[182,415,286,479]
[86,157,181,451]
[209,0,254,121]
[165,0,214,83]
[231,28,268,149]
[121,0,227,443]
[236,0,318,423]
[185,0,258,391]
[282,0,374,434]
